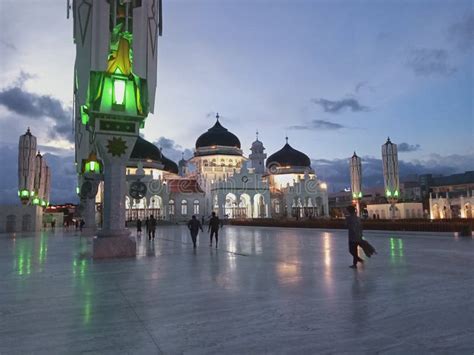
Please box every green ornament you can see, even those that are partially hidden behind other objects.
[107,137,128,157]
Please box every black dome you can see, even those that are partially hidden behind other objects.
[161,154,179,174]
[131,137,163,162]
[266,143,311,169]
[195,120,241,149]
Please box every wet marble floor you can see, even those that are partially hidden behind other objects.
[0,226,473,354]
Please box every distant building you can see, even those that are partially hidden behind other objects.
[426,171,474,219]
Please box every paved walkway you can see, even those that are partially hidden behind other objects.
[0,226,473,354]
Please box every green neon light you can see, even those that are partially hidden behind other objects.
[85,161,100,173]
[76,187,80,195]
[358,191,363,198]
[17,190,20,197]
[352,192,357,199]
[20,190,29,197]
[81,105,89,125]
[386,190,392,197]
[113,78,126,105]
[41,200,46,207]
[32,197,40,205]
[30,190,35,196]
[394,190,399,197]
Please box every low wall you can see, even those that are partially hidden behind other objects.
[228,218,474,234]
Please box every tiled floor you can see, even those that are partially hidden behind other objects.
[0,226,473,354]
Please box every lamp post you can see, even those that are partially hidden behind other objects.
[382,138,400,219]
[71,0,162,257]
[349,152,363,216]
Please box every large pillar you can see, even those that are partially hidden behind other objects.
[93,134,137,258]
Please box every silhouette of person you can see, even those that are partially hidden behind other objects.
[148,215,156,240]
[136,218,142,237]
[208,212,221,248]
[187,215,203,248]
[346,206,364,268]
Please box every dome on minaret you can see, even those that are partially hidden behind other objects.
[251,131,264,151]
[266,138,311,169]
[195,114,241,149]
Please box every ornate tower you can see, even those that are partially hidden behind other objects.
[382,137,400,200]
[178,153,188,177]
[249,131,266,174]
[349,151,362,215]
[18,128,37,204]
[72,0,163,257]
[349,152,362,199]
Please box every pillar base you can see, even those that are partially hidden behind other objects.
[93,231,136,259]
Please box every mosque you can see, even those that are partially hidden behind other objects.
[115,114,329,222]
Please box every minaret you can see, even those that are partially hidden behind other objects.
[349,152,362,199]
[382,137,400,200]
[382,137,400,219]
[18,128,37,204]
[349,151,362,215]
[249,131,266,174]
[178,153,188,177]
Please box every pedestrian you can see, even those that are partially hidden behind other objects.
[346,205,364,269]
[80,219,85,232]
[201,215,205,225]
[136,218,142,237]
[208,212,220,248]
[187,215,203,248]
[145,216,149,236]
[75,219,79,230]
[148,215,156,240]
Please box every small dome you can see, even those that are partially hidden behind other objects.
[195,118,241,149]
[131,137,163,162]
[266,142,311,169]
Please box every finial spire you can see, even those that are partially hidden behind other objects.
[216,112,220,121]
[285,136,288,144]
[256,130,259,141]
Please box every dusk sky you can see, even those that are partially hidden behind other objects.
[0,0,473,203]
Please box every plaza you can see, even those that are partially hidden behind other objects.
[0,226,472,354]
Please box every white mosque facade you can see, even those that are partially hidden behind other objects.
[105,116,329,222]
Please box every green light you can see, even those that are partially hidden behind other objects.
[17,190,20,197]
[113,78,126,105]
[30,190,35,196]
[80,105,89,125]
[76,186,80,195]
[20,190,29,197]
[394,190,399,197]
[90,161,96,171]
[352,193,357,198]
[32,197,40,205]
[358,191,363,198]
[41,200,46,207]
[386,190,392,197]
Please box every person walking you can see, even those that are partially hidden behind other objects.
[148,215,156,240]
[346,205,364,268]
[136,218,142,238]
[187,215,203,248]
[208,212,220,248]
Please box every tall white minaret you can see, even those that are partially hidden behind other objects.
[18,128,37,204]
[382,137,400,201]
[249,131,266,174]
[350,151,362,199]
[178,153,188,177]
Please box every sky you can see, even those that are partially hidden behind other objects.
[0,0,473,203]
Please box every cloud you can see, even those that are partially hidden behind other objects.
[0,78,73,142]
[153,136,193,163]
[312,153,474,193]
[405,48,456,76]
[288,119,344,130]
[354,81,375,93]
[0,39,16,51]
[0,144,78,204]
[449,13,474,52]
[311,98,369,113]
[398,142,421,153]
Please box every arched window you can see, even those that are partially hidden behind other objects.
[193,200,200,215]
[273,200,280,214]
[181,200,188,215]
[169,200,175,215]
